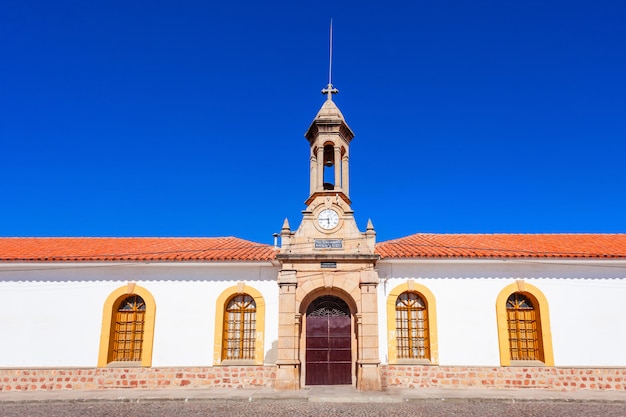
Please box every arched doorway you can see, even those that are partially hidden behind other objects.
[305,295,352,385]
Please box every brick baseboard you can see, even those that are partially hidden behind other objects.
[1,365,625,392]
[0,366,276,391]
[383,365,626,391]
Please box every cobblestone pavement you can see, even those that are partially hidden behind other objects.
[1,400,626,417]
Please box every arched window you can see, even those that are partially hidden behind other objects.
[98,285,156,367]
[213,285,265,365]
[506,293,543,362]
[495,282,554,366]
[110,295,146,362]
[223,294,257,361]
[396,292,430,360]
[386,282,438,364]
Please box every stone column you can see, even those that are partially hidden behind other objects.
[342,154,349,196]
[310,154,316,196]
[275,270,300,390]
[356,269,381,391]
[316,146,324,191]
[334,146,341,190]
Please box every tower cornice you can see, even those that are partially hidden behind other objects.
[305,191,351,207]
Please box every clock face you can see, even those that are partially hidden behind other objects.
[317,209,339,230]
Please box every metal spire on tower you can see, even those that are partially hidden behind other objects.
[321,19,338,100]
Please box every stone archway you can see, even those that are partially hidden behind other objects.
[305,295,352,385]
[275,267,381,391]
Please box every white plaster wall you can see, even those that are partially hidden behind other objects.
[0,262,280,368]
[377,259,626,367]
[148,277,279,366]
[0,280,110,367]
[2,259,625,368]
[538,278,626,366]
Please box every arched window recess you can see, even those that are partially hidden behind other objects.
[386,281,439,365]
[496,282,554,366]
[98,284,156,368]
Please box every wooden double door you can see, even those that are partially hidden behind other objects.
[305,296,352,385]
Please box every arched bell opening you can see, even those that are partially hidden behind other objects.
[311,143,348,194]
[323,144,336,188]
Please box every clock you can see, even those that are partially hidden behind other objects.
[317,209,339,230]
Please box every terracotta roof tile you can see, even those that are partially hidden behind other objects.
[375,234,626,259]
[2,234,625,262]
[0,237,277,262]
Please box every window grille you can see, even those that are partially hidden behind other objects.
[506,292,543,361]
[111,295,145,362]
[306,295,350,317]
[223,294,257,360]
[395,291,429,359]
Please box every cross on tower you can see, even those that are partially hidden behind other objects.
[322,83,339,100]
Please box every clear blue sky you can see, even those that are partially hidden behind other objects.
[2,1,625,244]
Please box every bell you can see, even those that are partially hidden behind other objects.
[323,146,334,167]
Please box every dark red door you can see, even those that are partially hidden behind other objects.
[305,296,352,385]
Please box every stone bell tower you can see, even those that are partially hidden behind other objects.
[274,82,382,391]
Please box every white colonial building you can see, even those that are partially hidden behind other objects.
[1,89,625,392]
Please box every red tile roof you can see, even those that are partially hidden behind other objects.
[375,234,626,259]
[0,237,277,262]
[1,234,625,263]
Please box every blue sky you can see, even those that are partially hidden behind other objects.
[1,0,625,244]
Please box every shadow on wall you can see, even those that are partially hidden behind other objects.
[265,340,278,364]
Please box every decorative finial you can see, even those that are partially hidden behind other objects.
[321,19,338,100]
[281,218,291,233]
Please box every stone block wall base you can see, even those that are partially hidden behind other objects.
[356,363,382,391]
[0,366,276,392]
[274,364,301,391]
[2,365,626,392]
[383,365,626,391]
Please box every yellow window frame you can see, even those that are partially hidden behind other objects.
[496,281,554,366]
[213,284,265,365]
[98,284,156,367]
[386,281,438,364]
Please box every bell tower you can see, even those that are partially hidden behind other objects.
[274,35,382,390]
[278,89,376,255]
[307,84,352,200]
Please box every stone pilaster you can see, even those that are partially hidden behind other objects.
[356,269,381,391]
[316,146,324,191]
[342,154,349,196]
[275,270,300,390]
[334,146,341,190]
